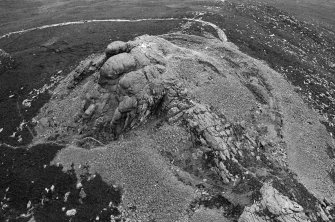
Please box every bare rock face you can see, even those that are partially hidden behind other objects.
[239,182,310,222]
[32,34,335,221]
[0,49,14,73]
[66,53,107,89]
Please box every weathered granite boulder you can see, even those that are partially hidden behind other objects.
[99,53,137,81]
[105,41,130,57]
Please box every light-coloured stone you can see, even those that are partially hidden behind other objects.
[239,182,310,222]
[66,209,77,217]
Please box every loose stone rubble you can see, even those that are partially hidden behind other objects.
[32,34,335,221]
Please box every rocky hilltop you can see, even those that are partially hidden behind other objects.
[27,33,335,221]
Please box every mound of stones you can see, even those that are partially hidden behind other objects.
[33,35,334,222]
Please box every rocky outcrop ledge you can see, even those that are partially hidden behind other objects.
[32,34,335,221]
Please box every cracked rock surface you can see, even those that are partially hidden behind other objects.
[32,33,335,221]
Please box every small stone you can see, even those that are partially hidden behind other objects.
[200,137,207,145]
[188,120,198,128]
[219,141,229,152]
[27,201,31,209]
[324,197,332,206]
[66,209,77,217]
[76,182,83,189]
[79,189,87,199]
[39,117,49,127]
[168,112,184,123]
[220,172,230,184]
[219,131,227,136]
[118,96,137,113]
[84,104,96,116]
[219,161,227,171]
[180,88,188,96]
[224,123,231,129]
[64,192,70,202]
[168,107,180,116]
[318,205,330,221]
[111,108,122,124]
[219,151,226,160]
[326,206,333,212]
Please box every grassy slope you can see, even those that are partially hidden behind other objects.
[0,0,201,36]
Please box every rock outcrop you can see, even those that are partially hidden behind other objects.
[0,49,14,73]
[239,182,310,222]
[32,34,335,221]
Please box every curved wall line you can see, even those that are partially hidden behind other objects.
[0,18,227,42]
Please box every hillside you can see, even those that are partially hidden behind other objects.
[4,33,331,221]
[1,0,335,221]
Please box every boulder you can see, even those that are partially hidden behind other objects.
[65,209,77,217]
[118,96,137,113]
[84,104,96,117]
[39,117,49,127]
[239,182,310,222]
[99,53,137,80]
[111,108,122,125]
[118,69,148,95]
[105,41,129,57]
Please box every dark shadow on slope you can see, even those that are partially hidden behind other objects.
[0,143,122,222]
